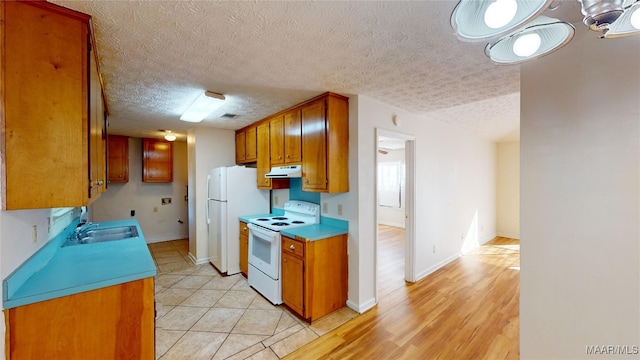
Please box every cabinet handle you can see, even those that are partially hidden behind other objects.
[243,227,247,231]
[286,154,290,158]
[289,244,295,250]
[304,178,308,184]
[264,179,268,183]
[284,258,287,263]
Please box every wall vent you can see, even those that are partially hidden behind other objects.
[221,113,238,119]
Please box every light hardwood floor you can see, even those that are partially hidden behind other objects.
[285,227,520,359]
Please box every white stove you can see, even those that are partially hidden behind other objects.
[247,200,320,232]
[246,201,319,304]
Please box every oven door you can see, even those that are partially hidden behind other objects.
[247,223,280,280]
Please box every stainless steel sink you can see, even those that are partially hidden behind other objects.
[64,225,139,246]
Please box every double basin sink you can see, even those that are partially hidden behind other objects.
[63,224,139,247]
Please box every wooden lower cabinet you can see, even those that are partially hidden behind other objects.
[5,277,155,359]
[281,234,348,322]
[240,221,249,276]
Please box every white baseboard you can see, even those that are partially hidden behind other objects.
[378,221,405,228]
[145,233,189,244]
[188,252,209,266]
[415,252,461,282]
[346,297,377,314]
[496,232,520,240]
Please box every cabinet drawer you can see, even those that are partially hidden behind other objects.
[282,237,304,258]
[239,221,249,236]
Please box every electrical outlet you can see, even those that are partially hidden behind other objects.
[433,244,436,254]
[32,225,38,243]
[153,207,158,213]
[322,202,328,214]
[274,196,279,205]
[131,210,135,217]
[337,204,343,216]
[161,197,172,205]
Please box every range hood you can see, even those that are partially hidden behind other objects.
[265,165,302,178]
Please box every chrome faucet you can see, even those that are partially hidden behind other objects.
[74,222,99,240]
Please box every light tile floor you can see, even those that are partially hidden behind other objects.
[148,239,359,360]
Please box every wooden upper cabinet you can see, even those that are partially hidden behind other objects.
[245,126,257,162]
[270,116,285,165]
[301,94,349,193]
[235,131,246,163]
[142,139,173,183]
[1,1,109,209]
[256,123,272,189]
[107,135,129,183]
[284,109,302,164]
[235,126,257,164]
[270,110,302,166]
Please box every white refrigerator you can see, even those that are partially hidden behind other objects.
[207,166,269,275]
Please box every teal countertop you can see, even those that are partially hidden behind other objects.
[3,218,156,309]
[281,224,348,241]
[239,212,348,242]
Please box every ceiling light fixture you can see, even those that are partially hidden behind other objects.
[163,130,176,142]
[180,91,225,122]
[485,16,575,64]
[452,0,640,64]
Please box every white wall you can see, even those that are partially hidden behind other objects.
[496,141,519,239]
[187,127,236,264]
[324,95,497,312]
[520,27,640,359]
[90,138,189,243]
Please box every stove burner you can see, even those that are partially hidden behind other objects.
[272,217,288,220]
[291,221,305,224]
[270,222,289,227]
[256,218,270,221]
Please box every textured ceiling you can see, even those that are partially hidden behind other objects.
[50,0,583,142]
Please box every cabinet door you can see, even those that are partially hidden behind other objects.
[239,222,249,276]
[284,109,302,163]
[107,135,129,183]
[2,2,91,209]
[235,131,246,163]
[142,139,173,182]
[301,100,328,191]
[89,50,107,199]
[245,126,258,162]
[282,252,304,316]
[270,116,285,165]
[256,123,272,189]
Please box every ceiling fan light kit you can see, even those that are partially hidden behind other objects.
[452,0,640,64]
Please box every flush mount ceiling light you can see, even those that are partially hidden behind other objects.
[180,91,225,122]
[485,16,575,64]
[452,0,640,64]
[163,130,176,142]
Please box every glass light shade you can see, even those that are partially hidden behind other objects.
[180,91,225,122]
[603,0,640,38]
[451,0,554,41]
[485,16,575,65]
[164,131,176,141]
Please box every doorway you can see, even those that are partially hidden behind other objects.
[375,128,416,302]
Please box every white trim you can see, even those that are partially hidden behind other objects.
[496,232,520,240]
[374,128,417,303]
[188,252,209,265]
[347,298,377,314]
[415,253,461,282]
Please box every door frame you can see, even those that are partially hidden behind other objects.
[374,128,417,303]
